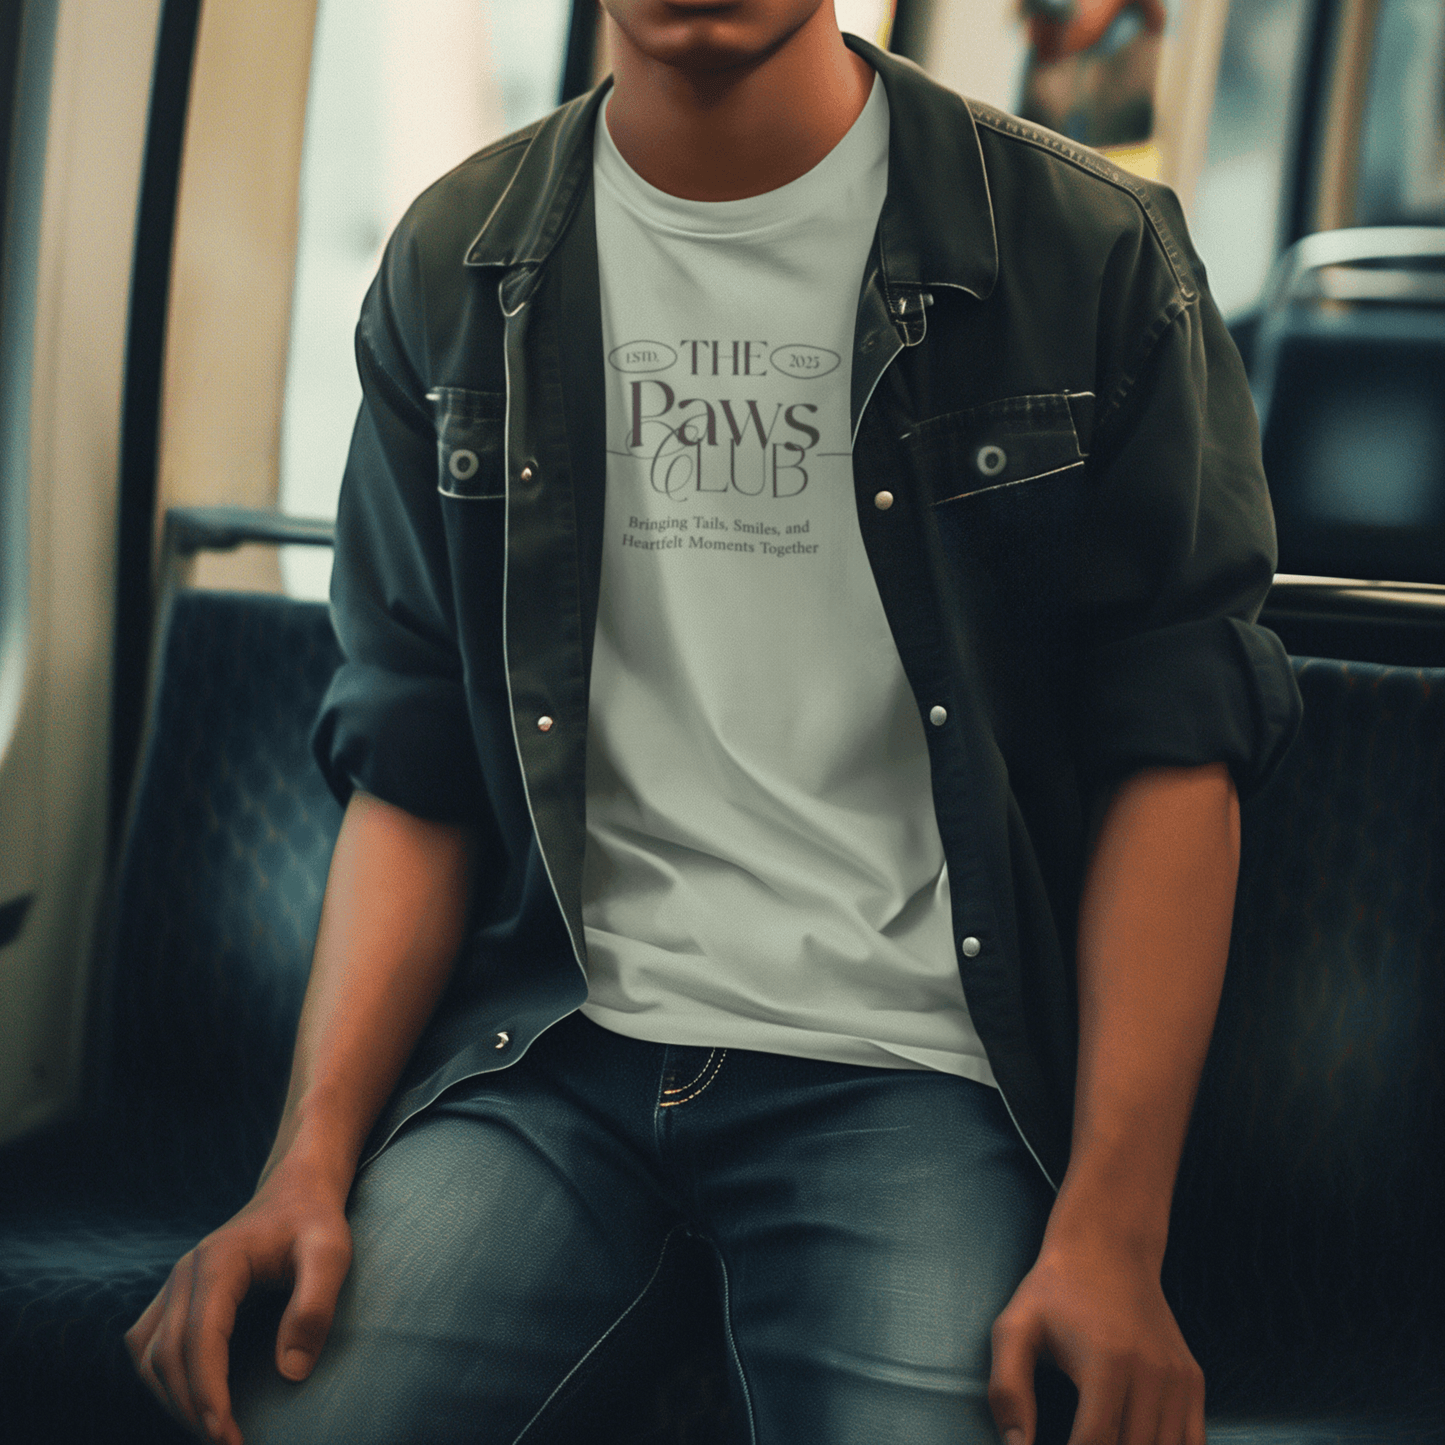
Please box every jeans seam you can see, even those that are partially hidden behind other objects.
[509,1223,692,1444]
[702,1236,758,1445]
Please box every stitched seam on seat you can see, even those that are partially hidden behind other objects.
[932,460,1085,507]
[509,1224,692,1444]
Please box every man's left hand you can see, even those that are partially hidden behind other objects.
[992,763,1236,1445]
[987,1227,1206,1445]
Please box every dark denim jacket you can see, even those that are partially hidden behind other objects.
[313,38,1303,1188]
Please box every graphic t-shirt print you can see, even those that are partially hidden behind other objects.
[609,334,847,560]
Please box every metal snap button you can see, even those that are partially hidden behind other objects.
[519,465,535,483]
[537,716,554,732]
[929,705,948,727]
[976,444,1007,478]
[960,936,981,958]
[494,1030,511,1050]
[893,291,933,315]
[874,490,894,511]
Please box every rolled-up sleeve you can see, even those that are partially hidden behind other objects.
[311,248,488,825]
[1077,276,1303,800]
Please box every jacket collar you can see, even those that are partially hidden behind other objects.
[463,83,608,272]
[463,36,998,302]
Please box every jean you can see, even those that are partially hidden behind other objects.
[230,1008,1059,1444]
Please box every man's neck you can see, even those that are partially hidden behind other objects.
[603,12,874,202]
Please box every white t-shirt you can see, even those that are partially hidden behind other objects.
[581,76,996,1088]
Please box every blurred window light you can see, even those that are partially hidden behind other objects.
[835,0,897,48]
[1189,0,1313,319]
[907,0,1028,114]
[1356,0,1445,227]
[0,0,55,757]
[278,0,570,600]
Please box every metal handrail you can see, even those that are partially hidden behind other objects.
[1258,226,1445,314]
[163,504,335,556]
[1250,226,1445,442]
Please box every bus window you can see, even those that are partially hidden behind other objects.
[1188,0,1313,320]
[834,0,898,47]
[1246,0,1445,606]
[0,0,44,755]
[278,0,572,601]
[1356,0,1445,227]
[0,0,163,1146]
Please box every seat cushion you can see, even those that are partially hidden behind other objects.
[0,1202,205,1444]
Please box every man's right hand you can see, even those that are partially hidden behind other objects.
[124,791,474,1444]
[125,1154,353,1445]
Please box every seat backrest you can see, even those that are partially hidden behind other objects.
[86,573,1445,1418]
[1165,656,1445,1415]
[94,588,343,1207]
[1253,227,1445,584]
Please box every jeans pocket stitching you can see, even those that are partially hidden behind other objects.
[662,1049,719,1098]
[658,1050,727,1108]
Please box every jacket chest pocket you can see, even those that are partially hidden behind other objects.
[904,393,1095,698]
[903,391,1092,508]
[428,386,505,499]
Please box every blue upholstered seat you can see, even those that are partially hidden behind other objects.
[1167,658,1445,1442]
[0,590,344,1445]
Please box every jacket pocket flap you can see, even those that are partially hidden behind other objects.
[905,392,1091,506]
[427,387,505,499]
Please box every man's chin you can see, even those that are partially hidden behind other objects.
[606,0,818,77]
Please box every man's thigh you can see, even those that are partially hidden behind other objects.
[229,1063,682,1445]
[687,1058,1057,1445]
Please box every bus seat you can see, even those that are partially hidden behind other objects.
[1251,227,1445,586]
[0,561,344,1443]
[0,508,1442,1442]
[1166,656,1445,1441]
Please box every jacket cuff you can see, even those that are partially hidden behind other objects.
[311,662,486,823]
[1081,617,1303,801]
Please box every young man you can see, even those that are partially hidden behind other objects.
[127,3,1301,1442]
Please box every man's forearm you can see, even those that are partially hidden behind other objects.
[987,763,1234,1444]
[1046,762,1240,1266]
[261,790,474,1193]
